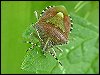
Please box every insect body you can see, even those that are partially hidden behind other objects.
[25,5,73,66]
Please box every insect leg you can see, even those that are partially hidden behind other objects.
[24,41,37,52]
[26,45,34,52]
[49,48,62,66]
[29,24,40,40]
[42,38,51,56]
[43,38,50,52]
[25,41,34,45]
[55,46,63,52]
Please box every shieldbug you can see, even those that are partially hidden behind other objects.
[24,5,73,66]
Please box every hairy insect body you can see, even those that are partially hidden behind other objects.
[25,5,73,66]
[35,6,71,51]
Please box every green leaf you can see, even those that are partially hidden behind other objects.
[21,12,99,74]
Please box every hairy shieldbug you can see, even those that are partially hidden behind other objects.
[24,5,73,66]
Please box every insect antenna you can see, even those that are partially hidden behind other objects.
[34,11,39,21]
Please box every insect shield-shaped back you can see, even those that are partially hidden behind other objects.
[35,5,71,50]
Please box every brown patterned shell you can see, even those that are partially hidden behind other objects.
[35,6,71,49]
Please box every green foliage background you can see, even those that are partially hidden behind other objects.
[1,1,99,74]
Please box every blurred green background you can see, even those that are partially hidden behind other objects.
[1,1,99,74]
